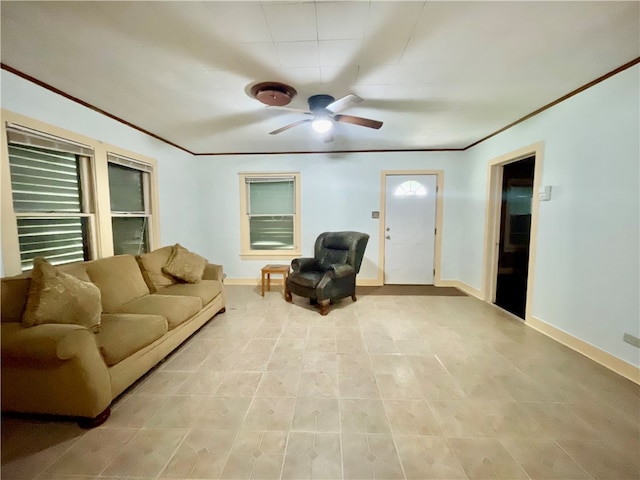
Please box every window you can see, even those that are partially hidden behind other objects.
[394,180,427,197]
[2,111,161,276]
[6,126,95,271]
[108,154,152,255]
[239,173,301,257]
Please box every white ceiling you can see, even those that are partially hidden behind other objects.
[1,1,638,154]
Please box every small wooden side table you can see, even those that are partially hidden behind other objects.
[261,264,290,298]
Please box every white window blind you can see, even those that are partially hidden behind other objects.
[7,127,93,271]
[246,176,295,250]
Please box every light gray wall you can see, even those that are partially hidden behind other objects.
[462,65,640,367]
[2,64,638,368]
[0,70,201,267]
[192,151,466,282]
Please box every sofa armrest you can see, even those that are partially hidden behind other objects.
[1,322,98,362]
[202,263,224,282]
[291,257,320,273]
[325,263,355,279]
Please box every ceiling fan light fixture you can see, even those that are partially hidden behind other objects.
[311,117,333,134]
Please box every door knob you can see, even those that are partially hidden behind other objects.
[385,235,391,239]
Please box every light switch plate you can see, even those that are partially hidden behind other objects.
[623,333,640,348]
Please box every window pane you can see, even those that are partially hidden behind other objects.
[108,163,145,213]
[17,217,89,271]
[8,145,82,213]
[249,216,294,250]
[112,217,149,255]
[249,181,294,215]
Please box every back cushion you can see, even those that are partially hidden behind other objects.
[1,276,31,322]
[136,246,177,292]
[58,262,91,282]
[86,255,149,313]
[1,262,91,323]
[318,248,349,269]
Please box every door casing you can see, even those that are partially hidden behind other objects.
[482,143,544,321]
[378,170,444,286]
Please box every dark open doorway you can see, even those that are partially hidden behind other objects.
[495,156,535,319]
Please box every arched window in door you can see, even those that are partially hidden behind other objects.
[394,180,427,197]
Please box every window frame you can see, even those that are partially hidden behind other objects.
[238,172,301,259]
[1,109,161,276]
[8,139,97,270]
[107,153,154,256]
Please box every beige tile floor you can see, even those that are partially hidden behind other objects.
[2,285,639,480]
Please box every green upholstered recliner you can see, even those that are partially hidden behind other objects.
[285,231,369,315]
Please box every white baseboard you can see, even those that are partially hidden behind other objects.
[226,278,383,287]
[437,279,483,299]
[528,316,640,385]
[225,278,279,286]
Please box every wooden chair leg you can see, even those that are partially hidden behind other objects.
[319,299,330,316]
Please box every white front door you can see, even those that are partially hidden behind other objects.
[384,174,437,285]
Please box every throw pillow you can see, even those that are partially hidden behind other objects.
[22,258,102,333]
[162,244,207,283]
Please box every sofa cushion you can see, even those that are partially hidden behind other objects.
[162,244,207,284]
[86,255,150,313]
[156,280,222,306]
[97,313,168,366]
[1,275,31,323]
[57,262,91,282]
[136,246,177,293]
[116,294,201,330]
[22,258,102,333]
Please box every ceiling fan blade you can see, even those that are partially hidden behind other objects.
[326,94,363,114]
[266,106,313,115]
[334,114,383,129]
[269,119,311,135]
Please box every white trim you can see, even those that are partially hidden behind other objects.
[225,277,389,287]
[482,142,544,319]
[437,279,483,299]
[1,109,161,275]
[528,316,640,385]
[378,170,444,286]
[107,152,153,173]
[238,171,301,258]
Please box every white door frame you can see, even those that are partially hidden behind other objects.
[378,170,444,286]
[482,142,544,321]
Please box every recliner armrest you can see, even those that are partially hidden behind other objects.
[325,263,355,279]
[291,257,321,273]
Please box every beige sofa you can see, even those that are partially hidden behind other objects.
[1,246,225,427]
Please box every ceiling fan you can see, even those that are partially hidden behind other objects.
[268,93,383,142]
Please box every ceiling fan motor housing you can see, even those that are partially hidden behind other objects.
[308,94,335,112]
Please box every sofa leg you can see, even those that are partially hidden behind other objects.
[285,290,292,302]
[218,307,226,314]
[77,407,110,429]
[351,295,357,302]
